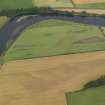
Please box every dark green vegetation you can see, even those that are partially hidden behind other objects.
[5,19,105,61]
[67,76,105,105]
[66,76,105,105]
[76,2,105,9]
[0,0,33,11]
[0,7,53,17]
[66,85,105,105]
[84,76,105,89]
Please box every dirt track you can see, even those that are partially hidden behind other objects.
[1,51,105,105]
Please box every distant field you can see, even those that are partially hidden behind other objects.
[0,16,8,28]
[33,0,73,8]
[5,19,105,61]
[75,2,105,9]
[0,0,33,11]
[72,0,105,9]
[66,85,105,105]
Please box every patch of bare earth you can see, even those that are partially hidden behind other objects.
[1,51,105,105]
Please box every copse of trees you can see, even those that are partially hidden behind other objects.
[0,7,54,17]
[83,76,105,90]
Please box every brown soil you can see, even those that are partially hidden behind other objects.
[1,51,105,105]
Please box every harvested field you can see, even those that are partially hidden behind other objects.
[33,0,73,7]
[71,0,105,9]
[1,51,105,105]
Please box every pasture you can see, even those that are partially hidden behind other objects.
[5,19,105,61]
[0,0,33,11]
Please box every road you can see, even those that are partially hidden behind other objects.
[1,14,105,54]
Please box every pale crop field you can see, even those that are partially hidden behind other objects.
[33,0,73,8]
[72,0,105,9]
[1,51,105,105]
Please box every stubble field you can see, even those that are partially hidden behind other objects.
[1,51,105,105]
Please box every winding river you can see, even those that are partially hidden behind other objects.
[1,14,105,54]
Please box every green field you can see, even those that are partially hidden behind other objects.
[34,0,73,8]
[76,2,105,9]
[0,0,33,11]
[5,19,105,61]
[66,85,105,105]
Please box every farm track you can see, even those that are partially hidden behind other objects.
[1,51,105,105]
[1,14,105,55]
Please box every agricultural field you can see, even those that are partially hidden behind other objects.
[0,0,33,11]
[0,0,74,11]
[33,0,73,8]
[75,2,105,9]
[66,81,105,105]
[1,51,105,105]
[72,0,105,9]
[0,16,8,28]
[5,19,105,61]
